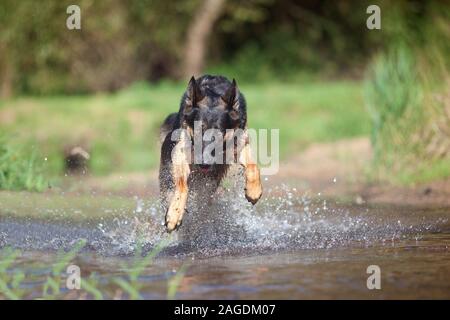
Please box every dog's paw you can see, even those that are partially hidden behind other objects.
[245,164,262,205]
[165,198,185,233]
[245,181,262,205]
[165,217,182,233]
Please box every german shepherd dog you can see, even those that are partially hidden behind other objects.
[159,75,262,232]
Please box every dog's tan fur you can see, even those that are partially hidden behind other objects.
[159,75,262,232]
[165,130,191,231]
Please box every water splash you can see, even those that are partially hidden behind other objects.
[99,171,447,257]
[171,184,447,256]
[0,171,447,256]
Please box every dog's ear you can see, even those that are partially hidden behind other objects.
[222,79,240,120]
[222,78,240,111]
[184,76,203,114]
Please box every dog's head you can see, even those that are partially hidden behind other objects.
[181,75,246,170]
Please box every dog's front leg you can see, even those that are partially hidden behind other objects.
[165,135,191,232]
[239,138,262,205]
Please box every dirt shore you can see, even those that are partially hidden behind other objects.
[72,137,450,208]
[274,137,450,208]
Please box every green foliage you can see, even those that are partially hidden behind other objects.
[2,0,448,184]
[113,238,169,299]
[0,240,187,300]
[167,262,189,300]
[364,46,421,162]
[211,0,379,82]
[0,81,367,178]
[0,0,383,95]
[0,136,47,191]
[0,248,23,299]
[41,239,87,299]
[0,0,193,95]
[81,274,104,300]
[364,1,450,184]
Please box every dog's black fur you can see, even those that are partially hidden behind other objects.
[159,75,257,232]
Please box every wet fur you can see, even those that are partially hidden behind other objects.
[159,75,254,232]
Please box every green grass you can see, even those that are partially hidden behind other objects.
[0,136,47,191]
[0,191,137,222]
[0,80,369,182]
[362,3,450,185]
[396,159,450,185]
[364,43,450,185]
[0,239,186,300]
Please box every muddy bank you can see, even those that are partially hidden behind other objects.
[54,137,450,208]
[275,137,450,208]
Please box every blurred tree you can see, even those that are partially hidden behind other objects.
[183,0,226,78]
[2,0,443,94]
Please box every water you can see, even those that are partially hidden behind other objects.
[0,181,450,299]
